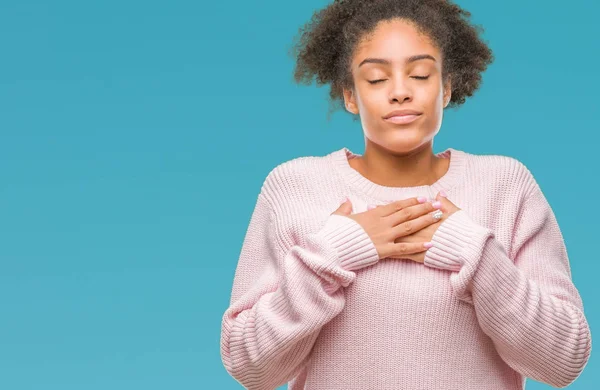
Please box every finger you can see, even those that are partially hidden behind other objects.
[386,201,440,227]
[378,197,424,217]
[436,192,456,212]
[390,209,443,237]
[390,241,433,257]
[436,190,453,205]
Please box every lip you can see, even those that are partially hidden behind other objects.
[383,109,423,119]
[383,113,422,125]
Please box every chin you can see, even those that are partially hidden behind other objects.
[388,131,428,144]
[376,139,428,155]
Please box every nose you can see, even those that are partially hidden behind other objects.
[388,77,413,103]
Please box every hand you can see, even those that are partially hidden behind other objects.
[331,195,444,263]
[394,190,461,264]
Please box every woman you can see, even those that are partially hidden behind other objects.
[220,1,591,389]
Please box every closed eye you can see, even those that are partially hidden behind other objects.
[367,76,430,84]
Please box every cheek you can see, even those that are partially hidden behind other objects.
[421,86,445,111]
[357,91,386,116]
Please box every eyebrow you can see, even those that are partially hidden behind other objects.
[358,54,437,68]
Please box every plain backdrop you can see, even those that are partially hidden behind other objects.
[0,0,597,389]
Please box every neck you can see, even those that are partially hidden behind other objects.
[349,140,447,188]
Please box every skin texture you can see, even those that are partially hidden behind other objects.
[343,18,452,188]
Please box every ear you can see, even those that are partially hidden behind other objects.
[343,87,359,115]
[443,77,452,108]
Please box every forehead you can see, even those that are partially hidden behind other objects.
[353,19,439,66]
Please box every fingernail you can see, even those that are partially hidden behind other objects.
[423,242,434,249]
[417,196,428,203]
[367,204,375,210]
[439,190,447,197]
[431,201,442,209]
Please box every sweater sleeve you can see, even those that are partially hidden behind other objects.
[220,190,380,390]
[423,179,591,388]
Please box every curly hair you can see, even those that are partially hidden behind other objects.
[287,0,494,121]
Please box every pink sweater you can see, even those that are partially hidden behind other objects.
[220,146,591,389]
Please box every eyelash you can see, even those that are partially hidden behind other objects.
[367,76,430,84]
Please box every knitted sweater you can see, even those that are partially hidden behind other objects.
[220,146,591,390]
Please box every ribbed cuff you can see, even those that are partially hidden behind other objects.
[423,209,494,272]
[316,214,380,271]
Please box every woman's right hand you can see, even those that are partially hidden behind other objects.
[332,197,442,262]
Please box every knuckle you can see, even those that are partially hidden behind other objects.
[399,209,411,220]
[396,242,408,253]
[402,221,413,234]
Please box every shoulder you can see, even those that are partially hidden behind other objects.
[256,150,343,251]
[459,150,548,255]
[258,150,336,206]
[463,149,538,199]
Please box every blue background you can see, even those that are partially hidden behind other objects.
[0,0,597,388]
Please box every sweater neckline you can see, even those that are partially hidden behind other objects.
[330,146,467,201]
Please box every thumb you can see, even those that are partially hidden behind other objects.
[435,189,459,211]
[436,189,448,200]
[331,197,353,215]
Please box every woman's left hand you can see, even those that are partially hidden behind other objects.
[392,190,462,263]
[434,190,461,220]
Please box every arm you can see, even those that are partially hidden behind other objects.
[220,191,379,390]
[423,177,591,388]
